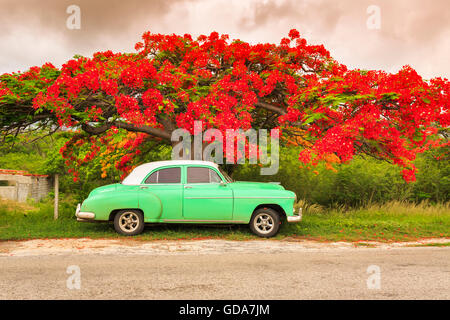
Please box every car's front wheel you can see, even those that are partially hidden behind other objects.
[249,208,280,238]
[114,210,145,236]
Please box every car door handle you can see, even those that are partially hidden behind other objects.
[140,186,148,189]
[184,186,192,189]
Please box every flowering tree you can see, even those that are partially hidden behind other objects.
[0,30,448,181]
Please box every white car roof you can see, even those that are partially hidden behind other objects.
[121,160,219,185]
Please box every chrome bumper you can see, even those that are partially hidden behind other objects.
[287,207,302,223]
[75,203,95,221]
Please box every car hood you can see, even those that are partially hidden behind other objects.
[227,181,285,190]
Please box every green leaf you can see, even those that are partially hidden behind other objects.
[303,117,315,124]
[304,112,327,124]
[4,135,19,143]
[422,97,431,104]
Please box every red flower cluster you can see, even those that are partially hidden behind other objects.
[0,29,448,181]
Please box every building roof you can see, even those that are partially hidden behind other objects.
[0,169,49,177]
[121,160,218,185]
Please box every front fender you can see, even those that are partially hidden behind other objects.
[230,188,296,222]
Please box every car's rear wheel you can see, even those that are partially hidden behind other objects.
[114,210,145,236]
[249,208,280,238]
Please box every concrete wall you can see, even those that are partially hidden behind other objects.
[30,176,51,201]
[0,186,16,200]
[0,172,51,203]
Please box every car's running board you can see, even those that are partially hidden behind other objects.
[162,219,246,223]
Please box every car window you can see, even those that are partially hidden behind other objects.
[145,171,158,183]
[210,169,222,183]
[218,167,234,182]
[144,167,181,184]
[187,167,222,183]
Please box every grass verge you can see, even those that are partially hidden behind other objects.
[0,198,449,242]
[407,242,450,247]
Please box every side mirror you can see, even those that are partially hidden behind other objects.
[220,181,227,186]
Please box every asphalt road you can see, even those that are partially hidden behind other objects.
[0,239,449,299]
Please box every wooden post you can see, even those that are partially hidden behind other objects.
[15,182,19,202]
[54,174,59,220]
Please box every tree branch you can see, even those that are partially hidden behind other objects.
[255,101,287,115]
[255,101,308,129]
[81,121,172,140]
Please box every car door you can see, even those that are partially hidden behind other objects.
[140,166,183,221]
[183,166,233,221]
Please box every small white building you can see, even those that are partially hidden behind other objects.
[0,169,51,202]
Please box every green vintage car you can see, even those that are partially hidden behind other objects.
[75,160,302,237]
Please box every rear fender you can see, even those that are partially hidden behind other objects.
[82,190,162,221]
[138,190,163,220]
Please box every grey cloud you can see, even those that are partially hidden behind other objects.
[0,0,190,72]
[237,0,450,77]
[0,0,448,79]
[238,0,344,33]
[0,0,184,45]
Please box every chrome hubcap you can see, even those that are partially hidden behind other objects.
[254,213,274,234]
[119,212,139,232]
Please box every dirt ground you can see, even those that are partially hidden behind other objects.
[1,237,449,256]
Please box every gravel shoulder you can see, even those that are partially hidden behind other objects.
[1,237,449,257]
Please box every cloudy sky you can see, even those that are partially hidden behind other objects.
[0,0,449,79]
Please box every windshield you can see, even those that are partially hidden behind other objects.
[219,167,234,183]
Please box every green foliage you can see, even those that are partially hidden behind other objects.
[0,134,52,173]
[0,130,174,201]
[279,201,449,242]
[0,130,448,206]
[412,150,450,202]
[233,146,449,207]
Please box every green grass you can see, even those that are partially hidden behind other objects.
[0,198,449,242]
[281,201,450,242]
[407,242,450,247]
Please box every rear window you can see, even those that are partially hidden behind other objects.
[144,167,181,184]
